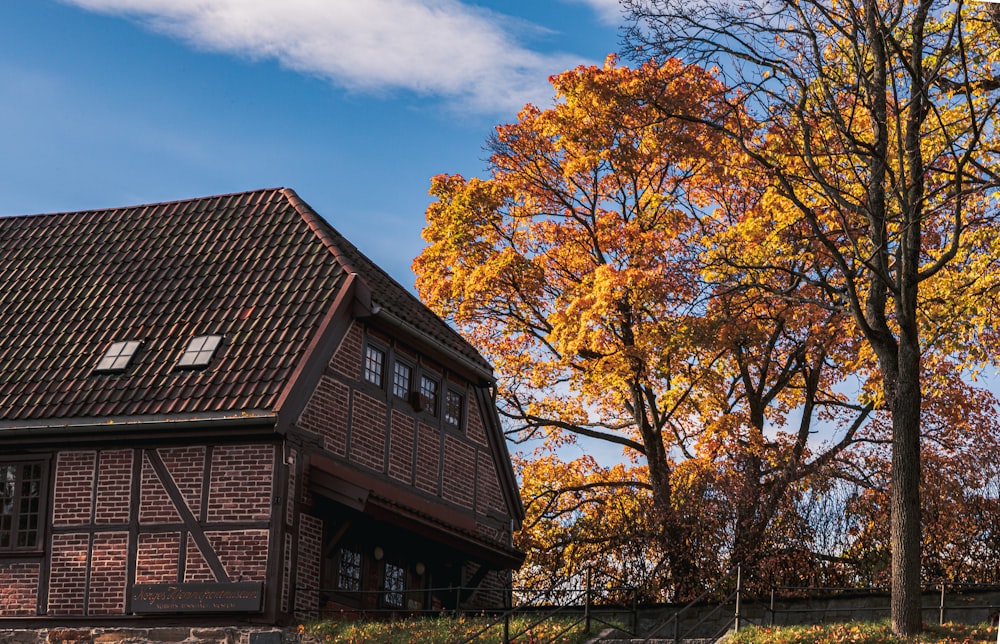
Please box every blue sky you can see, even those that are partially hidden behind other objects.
[0,0,623,286]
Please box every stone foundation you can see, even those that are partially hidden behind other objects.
[0,627,293,644]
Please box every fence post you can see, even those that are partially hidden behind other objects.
[939,583,946,625]
[734,564,742,633]
[996,613,999,644]
[632,588,638,635]
[584,565,593,634]
[769,585,775,627]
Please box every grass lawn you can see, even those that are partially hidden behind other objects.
[297,614,599,643]
[724,620,998,643]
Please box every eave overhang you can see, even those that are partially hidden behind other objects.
[309,454,524,570]
[0,410,278,447]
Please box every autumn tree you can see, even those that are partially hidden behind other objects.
[414,58,877,599]
[415,58,729,598]
[624,0,1000,633]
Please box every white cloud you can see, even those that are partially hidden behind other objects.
[60,0,594,115]
[563,0,624,25]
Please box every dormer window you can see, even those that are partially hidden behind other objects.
[177,335,223,369]
[94,340,142,373]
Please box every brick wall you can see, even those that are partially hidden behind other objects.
[135,532,180,584]
[139,453,182,524]
[415,423,440,496]
[475,450,506,517]
[281,533,293,614]
[94,449,133,524]
[295,514,322,619]
[52,451,96,526]
[330,323,362,380]
[183,534,215,583]
[208,445,273,522]
[16,442,278,618]
[207,529,270,582]
[298,375,349,456]
[88,532,128,614]
[47,533,89,615]
[388,409,415,484]
[467,398,489,447]
[442,435,475,509]
[0,562,39,616]
[160,446,205,517]
[349,391,386,472]
[462,565,509,610]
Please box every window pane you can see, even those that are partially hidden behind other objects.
[177,335,223,368]
[383,562,405,607]
[338,548,362,591]
[0,462,43,551]
[445,390,463,429]
[95,340,141,372]
[419,376,438,414]
[393,362,411,398]
[364,346,385,386]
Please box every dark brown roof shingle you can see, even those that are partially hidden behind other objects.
[0,188,348,423]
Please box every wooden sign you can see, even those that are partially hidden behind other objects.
[131,582,263,613]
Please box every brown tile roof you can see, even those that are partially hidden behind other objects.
[0,188,390,425]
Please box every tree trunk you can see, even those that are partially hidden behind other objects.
[890,343,923,634]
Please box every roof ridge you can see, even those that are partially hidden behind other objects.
[279,187,361,277]
[4,187,286,220]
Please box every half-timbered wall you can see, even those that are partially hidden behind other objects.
[297,323,513,548]
[290,322,518,616]
[0,443,275,617]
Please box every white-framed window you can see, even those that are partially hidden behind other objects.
[364,344,385,387]
[393,361,412,399]
[94,340,141,373]
[177,335,223,369]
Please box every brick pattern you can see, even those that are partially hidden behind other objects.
[95,450,133,525]
[207,445,273,522]
[298,375,349,456]
[415,423,440,495]
[295,514,322,619]
[281,533,293,614]
[207,530,269,582]
[52,451,96,526]
[467,397,489,447]
[388,409,415,484]
[463,566,508,610]
[286,449,298,527]
[139,453,182,525]
[48,533,89,615]
[0,562,39,616]
[135,532,180,584]
[476,451,506,517]
[183,534,215,583]
[349,391,386,472]
[160,446,206,519]
[330,323,362,380]
[442,435,475,509]
[88,532,128,614]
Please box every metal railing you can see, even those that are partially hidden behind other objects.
[764,582,1000,627]
[296,569,640,643]
[296,575,1000,642]
[637,565,745,644]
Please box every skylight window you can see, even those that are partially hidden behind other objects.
[177,335,223,369]
[94,340,142,373]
